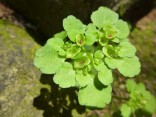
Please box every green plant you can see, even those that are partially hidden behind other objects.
[34,7,142,109]
[120,79,156,117]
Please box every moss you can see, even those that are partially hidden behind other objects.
[0,19,48,117]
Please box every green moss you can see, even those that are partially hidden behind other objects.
[0,19,46,117]
[0,19,40,59]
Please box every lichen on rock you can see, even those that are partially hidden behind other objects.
[0,20,49,117]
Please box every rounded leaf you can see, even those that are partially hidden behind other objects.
[98,65,113,85]
[54,31,67,39]
[34,45,65,74]
[143,91,156,114]
[115,20,130,39]
[63,15,85,42]
[94,50,104,59]
[76,71,93,88]
[105,57,122,69]
[53,62,77,88]
[117,56,141,77]
[67,29,83,42]
[126,79,137,92]
[85,24,98,45]
[120,104,131,117]
[118,42,136,57]
[46,37,64,51]
[91,7,119,29]
[78,84,112,108]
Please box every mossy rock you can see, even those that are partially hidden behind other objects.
[0,20,49,117]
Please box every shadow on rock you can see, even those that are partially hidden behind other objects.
[33,74,86,117]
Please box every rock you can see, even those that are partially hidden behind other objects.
[5,0,155,38]
[0,20,47,117]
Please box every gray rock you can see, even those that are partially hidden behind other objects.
[0,20,46,117]
[6,0,155,37]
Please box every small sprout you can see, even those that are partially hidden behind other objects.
[120,80,156,117]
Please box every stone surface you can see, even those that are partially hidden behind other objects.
[0,20,47,117]
[6,0,155,38]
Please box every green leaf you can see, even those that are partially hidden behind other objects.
[58,48,66,56]
[76,71,93,88]
[54,31,67,39]
[115,20,130,39]
[98,63,113,85]
[105,56,141,77]
[63,15,85,42]
[34,45,65,74]
[118,42,136,57]
[46,37,64,51]
[67,29,84,42]
[120,104,131,117]
[126,79,137,92]
[72,52,84,60]
[120,38,129,42]
[91,7,119,29]
[63,15,85,31]
[85,24,98,45]
[94,50,104,59]
[143,91,156,114]
[103,22,116,31]
[117,56,141,77]
[66,44,81,58]
[105,57,122,69]
[111,38,120,43]
[78,83,112,108]
[135,83,146,92]
[53,62,76,88]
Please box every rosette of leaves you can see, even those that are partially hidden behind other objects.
[120,80,156,117]
[34,7,141,108]
[91,7,141,77]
